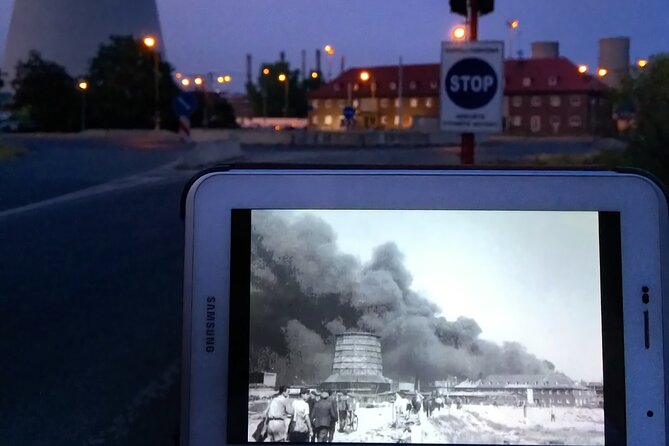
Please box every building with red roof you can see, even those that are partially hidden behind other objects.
[308,45,612,136]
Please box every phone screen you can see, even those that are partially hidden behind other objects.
[228,210,625,445]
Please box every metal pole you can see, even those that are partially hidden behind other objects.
[81,91,86,132]
[154,51,160,130]
[461,0,478,165]
[284,79,289,117]
[347,82,352,105]
[398,56,403,129]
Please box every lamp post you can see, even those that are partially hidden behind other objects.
[359,70,377,128]
[324,45,335,80]
[262,67,270,118]
[77,80,88,132]
[143,35,160,130]
[278,73,289,117]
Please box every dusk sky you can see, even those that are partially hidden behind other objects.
[1,0,667,92]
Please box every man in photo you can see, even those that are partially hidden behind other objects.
[311,391,337,442]
[265,386,293,442]
[288,389,313,443]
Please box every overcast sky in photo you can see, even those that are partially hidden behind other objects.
[1,0,667,92]
[300,210,603,382]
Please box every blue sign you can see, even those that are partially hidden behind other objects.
[444,58,498,110]
[343,106,356,119]
[173,93,198,117]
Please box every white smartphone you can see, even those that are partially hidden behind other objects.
[181,167,669,446]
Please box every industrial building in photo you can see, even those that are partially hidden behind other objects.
[308,39,630,137]
[449,374,598,407]
[3,0,163,80]
[321,332,392,394]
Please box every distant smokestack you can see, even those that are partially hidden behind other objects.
[316,49,321,74]
[301,49,306,81]
[246,53,252,84]
[531,41,559,59]
[340,55,345,74]
[280,51,285,63]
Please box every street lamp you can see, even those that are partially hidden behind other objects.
[597,68,608,77]
[324,44,335,79]
[451,25,467,41]
[578,65,588,74]
[194,76,203,86]
[310,71,319,79]
[77,80,88,132]
[262,67,270,76]
[278,73,289,117]
[637,59,648,69]
[142,35,160,130]
[508,19,519,29]
[181,78,190,87]
[359,70,377,128]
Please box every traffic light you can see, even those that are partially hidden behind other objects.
[449,0,494,16]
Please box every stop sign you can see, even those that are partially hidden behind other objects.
[445,58,498,109]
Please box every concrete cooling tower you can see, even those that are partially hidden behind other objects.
[322,332,392,394]
[598,37,630,89]
[3,0,164,80]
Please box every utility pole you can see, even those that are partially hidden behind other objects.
[461,0,478,165]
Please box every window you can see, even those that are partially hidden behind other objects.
[570,95,582,107]
[531,96,542,107]
[353,83,360,91]
[410,98,418,108]
[394,98,400,107]
[394,115,400,126]
[557,390,561,395]
[541,390,545,395]
[353,99,359,108]
[312,100,319,109]
[512,116,522,127]
[380,98,390,108]
[530,115,541,132]
[324,99,332,108]
[425,98,433,108]
[409,81,417,90]
[389,82,397,91]
[550,96,561,107]
[569,115,582,127]
[512,96,522,107]
[333,83,341,92]
[548,76,558,86]
[549,390,552,395]
[337,99,345,108]
[324,115,333,125]
[380,115,388,125]
[430,81,438,89]
[311,115,318,124]
[565,399,570,405]
[522,77,532,87]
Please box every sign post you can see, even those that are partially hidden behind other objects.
[173,93,198,143]
[440,40,504,164]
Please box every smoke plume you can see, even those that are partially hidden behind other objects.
[249,211,554,386]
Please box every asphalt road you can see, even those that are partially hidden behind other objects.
[0,179,187,446]
[0,134,186,211]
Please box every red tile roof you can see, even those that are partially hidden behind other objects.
[310,58,608,99]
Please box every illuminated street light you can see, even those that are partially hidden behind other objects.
[597,68,608,77]
[578,65,588,74]
[175,72,182,79]
[278,73,287,82]
[181,78,190,86]
[311,71,319,79]
[142,36,156,48]
[637,59,648,68]
[359,71,370,82]
[451,25,467,41]
[217,76,225,83]
[194,77,203,86]
[223,75,231,83]
[324,44,335,56]
[78,80,88,90]
[77,80,88,131]
[509,19,519,29]
[262,67,270,75]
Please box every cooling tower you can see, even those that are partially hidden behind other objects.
[598,37,630,89]
[322,332,391,394]
[531,42,560,59]
[3,0,164,80]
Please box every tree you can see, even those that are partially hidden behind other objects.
[620,54,669,169]
[189,92,238,129]
[86,35,179,129]
[11,51,79,131]
[246,61,323,118]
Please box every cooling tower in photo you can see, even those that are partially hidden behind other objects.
[322,332,392,394]
[598,37,630,89]
[2,0,164,81]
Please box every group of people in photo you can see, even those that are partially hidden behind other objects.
[253,386,357,443]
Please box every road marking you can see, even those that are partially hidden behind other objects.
[84,359,181,445]
[0,161,190,220]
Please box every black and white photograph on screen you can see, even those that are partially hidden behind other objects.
[247,210,604,445]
